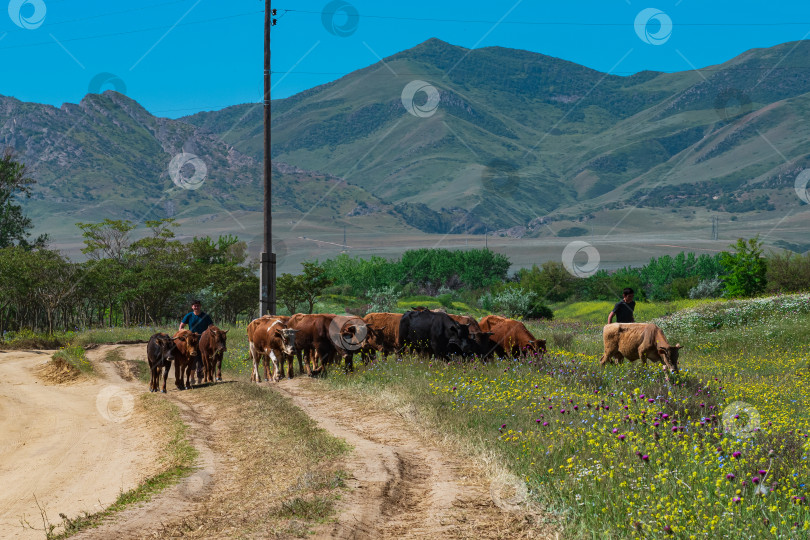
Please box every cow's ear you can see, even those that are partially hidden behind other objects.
[274,329,284,338]
[658,346,667,355]
[675,343,682,349]
[448,326,459,335]
[222,329,228,334]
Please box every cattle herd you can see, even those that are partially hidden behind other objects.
[145,308,683,392]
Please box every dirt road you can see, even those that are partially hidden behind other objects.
[1,346,554,539]
[0,349,160,539]
[275,378,552,539]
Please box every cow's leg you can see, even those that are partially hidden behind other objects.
[344,352,354,373]
[199,353,206,384]
[285,354,294,379]
[251,354,262,383]
[149,363,156,391]
[599,353,608,366]
[216,352,223,382]
[184,360,194,389]
[249,342,261,383]
[269,349,281,382]
[263,353,272,381]
[162,362,171,393]
[174,359,185,390]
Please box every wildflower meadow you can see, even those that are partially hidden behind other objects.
[326,295,810,538]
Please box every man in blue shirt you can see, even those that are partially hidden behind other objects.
[179,300,214,383]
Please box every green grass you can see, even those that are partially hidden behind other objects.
[324,297,810,538]
[69,326,176,347]
[51,345,94,375]
[551,298,719,324]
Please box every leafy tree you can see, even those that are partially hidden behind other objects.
[76,219,135,261]
[720,237,767,298]
[766,250,810,293]
[0,150,47,249]
[277,273,306,315]
[299,262,333,313]
[518,261,576,302]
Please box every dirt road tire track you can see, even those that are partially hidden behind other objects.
[74,345,222,540]
[273,378,552,539]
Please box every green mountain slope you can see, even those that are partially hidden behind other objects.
[183,38,810,235]
[3,37,810,256]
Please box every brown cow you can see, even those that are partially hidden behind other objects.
[479,315,546,358]
[199,325,228,383]
[599,323,682,377]
[247,316,297,382]
[288,313,366,375]
[172,329,201,390]
[361,312,402,361]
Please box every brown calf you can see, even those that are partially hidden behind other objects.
[172,329,201,390]
[247,316,297,382]
[199,325,228,383]
[361,312,401,361]
[146,332,175,393]
[479,315,546,358]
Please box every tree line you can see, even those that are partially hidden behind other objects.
[0,219,258,335]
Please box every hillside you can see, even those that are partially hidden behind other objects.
[3,38,810,268]
[183,38,810,237]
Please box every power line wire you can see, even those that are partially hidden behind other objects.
[270,66,810,76]
[281,8,810,27]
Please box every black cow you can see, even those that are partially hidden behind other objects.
[398,309,476,360]
[147,332,176,393]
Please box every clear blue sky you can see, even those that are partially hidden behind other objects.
[2,0,810,118]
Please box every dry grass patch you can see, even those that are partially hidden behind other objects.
[156,382,349,538]
[36,356,84,385]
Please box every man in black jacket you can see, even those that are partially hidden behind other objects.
[608,288,636,323]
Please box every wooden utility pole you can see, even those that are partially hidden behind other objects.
[260,0,276,315]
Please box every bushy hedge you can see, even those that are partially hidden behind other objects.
[318,248,510,295]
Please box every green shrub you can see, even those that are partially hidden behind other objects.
[366,286,400,313]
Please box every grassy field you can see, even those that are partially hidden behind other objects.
[20,296,810,537]
[316,295,810,538]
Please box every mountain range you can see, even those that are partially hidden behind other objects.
[3,37,810,263]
